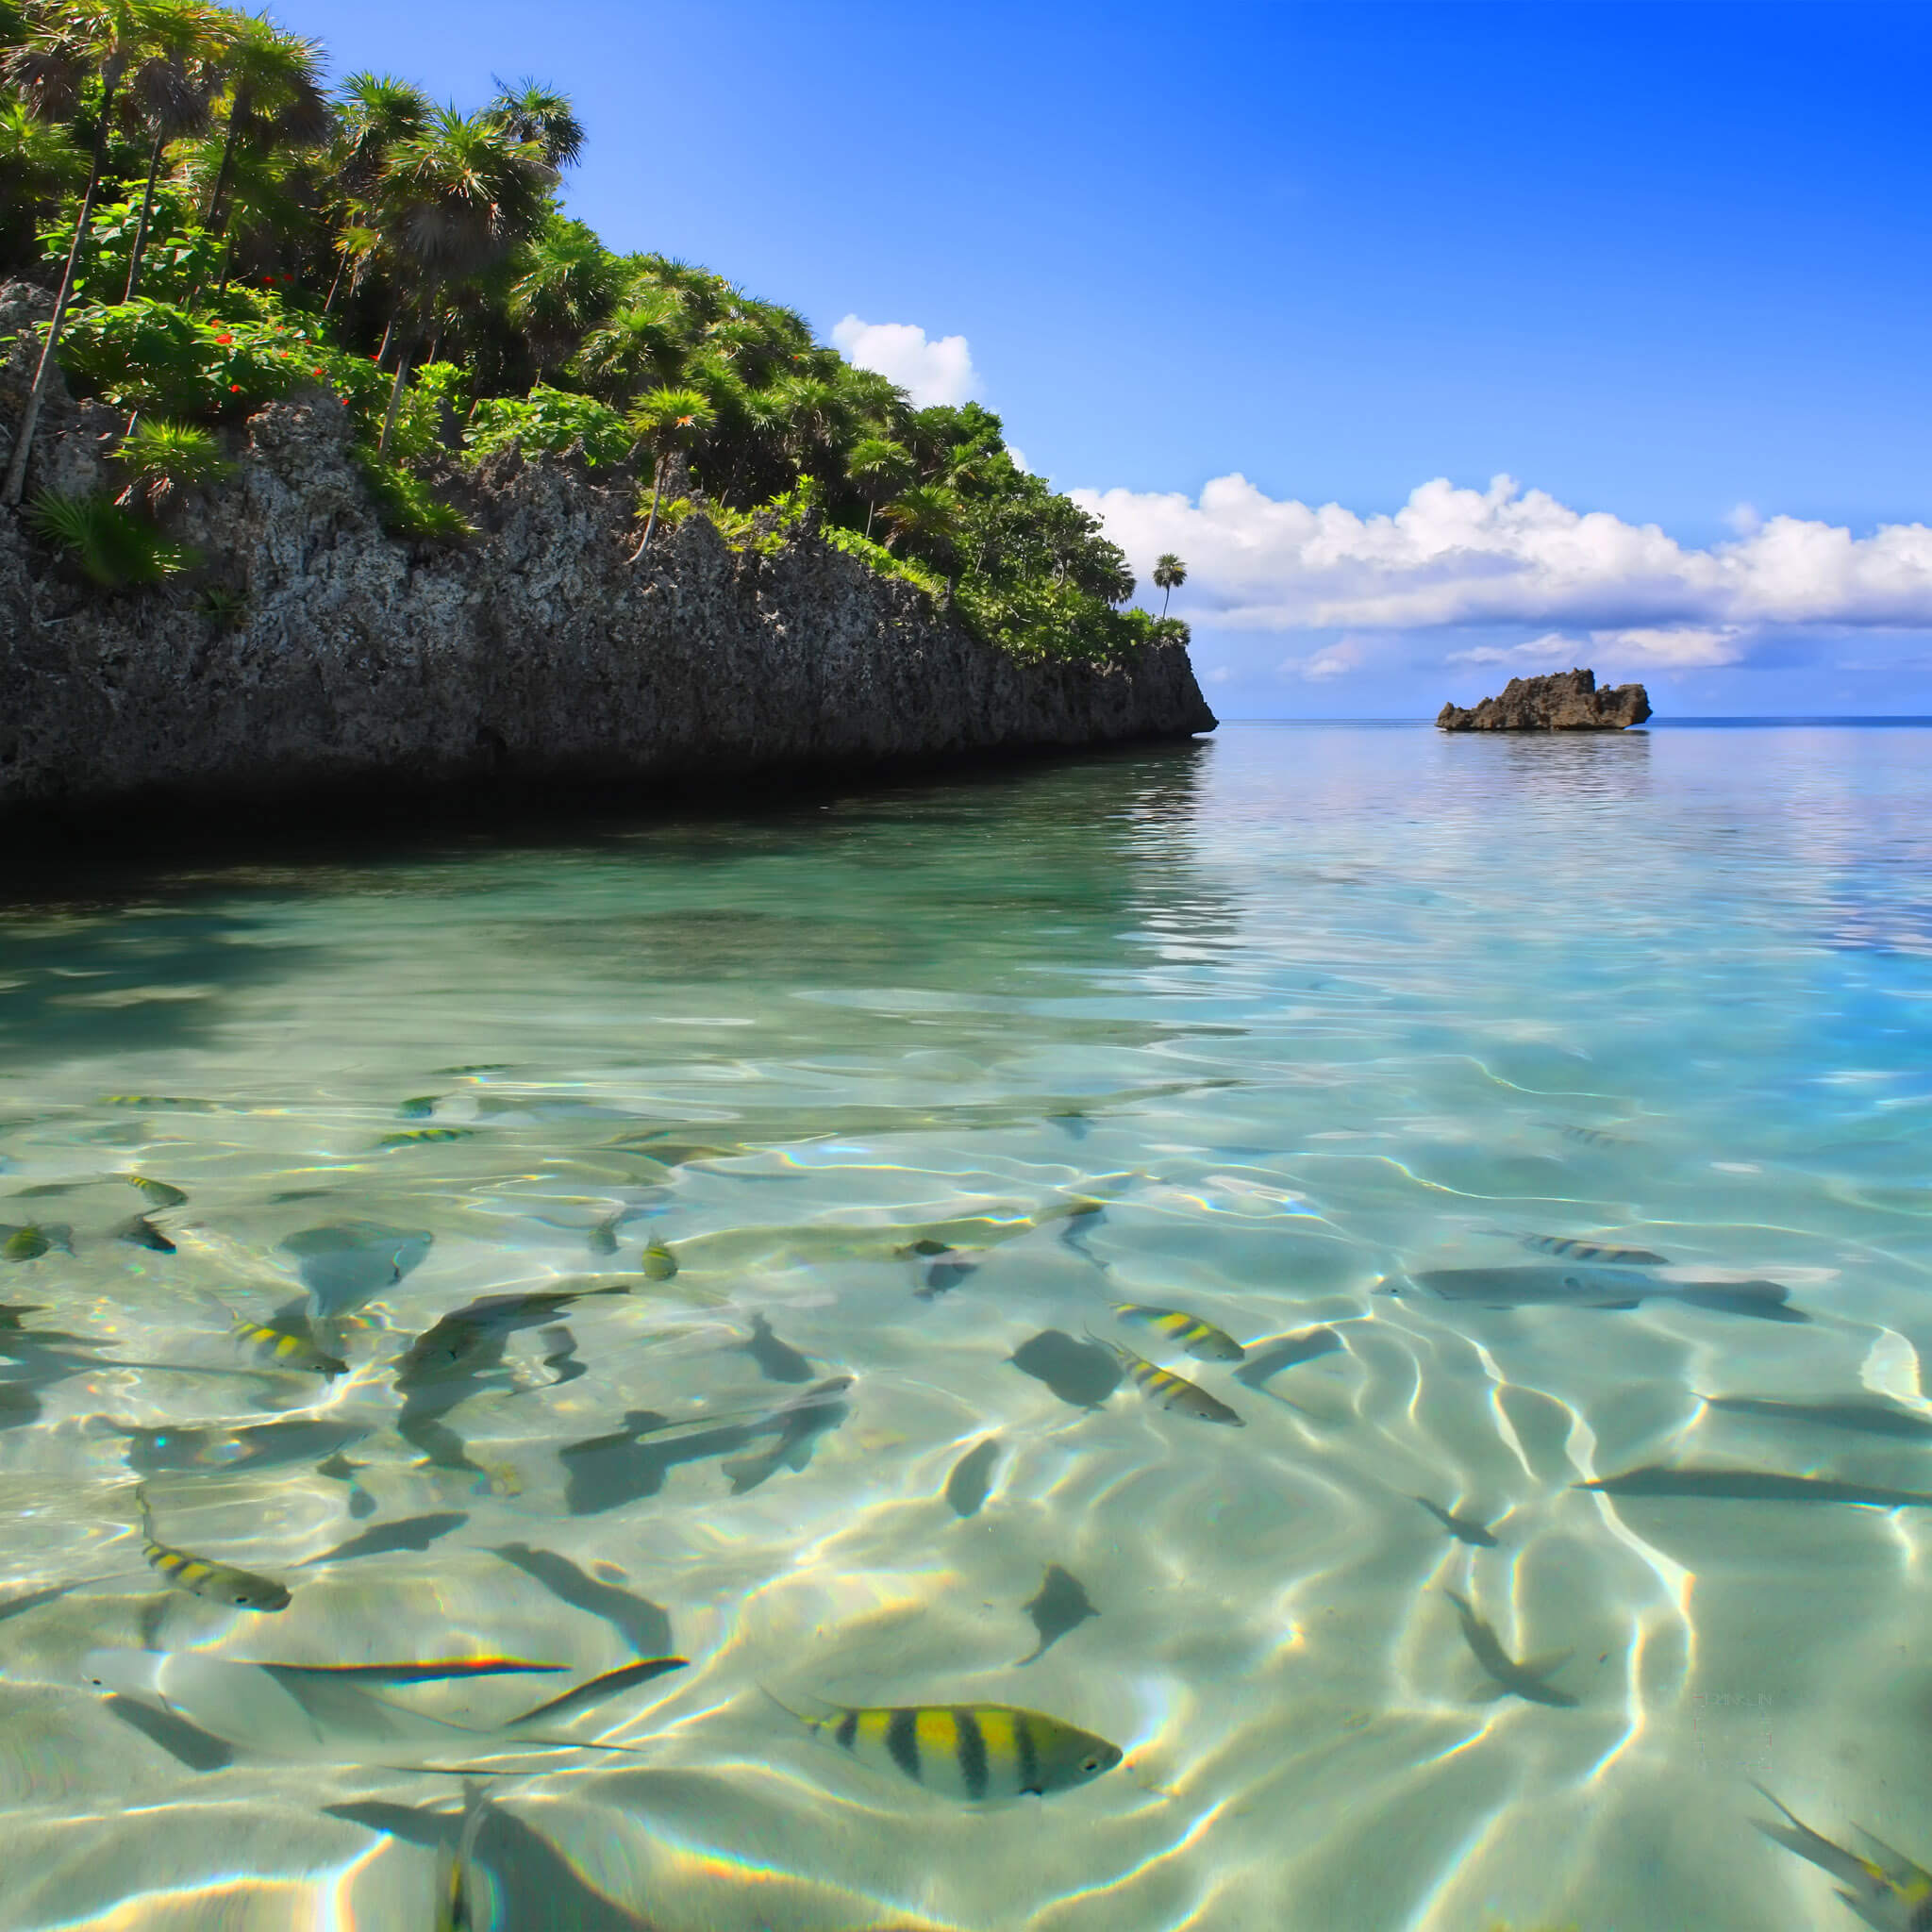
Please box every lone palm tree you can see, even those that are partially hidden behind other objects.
[4,0,180,506]
[625,384,714,561]
[372,104,555,454]
[1153,552,1187,617]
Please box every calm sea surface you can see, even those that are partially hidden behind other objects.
[2,721,1931,1931]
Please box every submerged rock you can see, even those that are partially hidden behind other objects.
[1436,667,1650,731]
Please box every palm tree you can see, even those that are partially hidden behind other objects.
[485,75,583,171]
[120,0,225,300]
[200,11,327,280]
[625,384,713,561]
[845,436,911,542]
[1152,551,1186,617]
[506,214,617,378]
[372,105,555,453]
[4,0,179,507]
[322,70,431,311]
[877,481,962,565]
[0,93,83,270]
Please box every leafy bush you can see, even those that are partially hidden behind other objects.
[953,574,1152,664]
[383,360,472,463]
[820,523,946,602]
[351,449,475,541]
[58,298,386,424]
[467,383,631,466]
[25,489,191,589]
[41,192,222,307]
[113,418,234,513]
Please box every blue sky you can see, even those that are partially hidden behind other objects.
[278,0,1932,715]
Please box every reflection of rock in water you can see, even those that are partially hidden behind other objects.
[1008,1330,1122,1408]
[279,1223,433,1318]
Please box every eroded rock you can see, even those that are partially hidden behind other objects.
[1436,667,1650,731]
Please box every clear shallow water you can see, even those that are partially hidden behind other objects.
[1,723,1930,1930]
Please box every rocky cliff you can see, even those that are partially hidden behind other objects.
[1436,667,1650,731]
[0,290,1214,827]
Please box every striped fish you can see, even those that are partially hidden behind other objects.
[1506,1231,1667,1266]
[1094,1333,1244,1425]
[236,1315,347,1380]
[138,1491,291,1610]
[777,1694,1122,1799]
[641,1239,677,1280]
[125,1174,188,1208]
[1557,1124,1636,1147]
[1111,1301,1245,1362]
[379,1127,475,1148]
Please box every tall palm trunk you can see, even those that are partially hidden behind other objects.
[4,73,122,508]
[1161,584,1171,617]
[625,452,665,565]
[864,496,875,541]
[203,91,247,231]
[123,132,168,302]
[377,341,413,455]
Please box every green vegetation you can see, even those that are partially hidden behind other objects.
[0,1,1187,661]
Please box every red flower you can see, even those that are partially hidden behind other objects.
[214,333,233,345]
[228,382,242,392]
[313,367,325,377]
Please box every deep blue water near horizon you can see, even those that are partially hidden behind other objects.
[0,721,1929,1931]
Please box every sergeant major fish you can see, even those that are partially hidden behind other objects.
[137,1489,291,1610]
[1110,1302,1245,1362]
[125,1174,189,1208]
[772,1691,1122,1799]
[1497,1230,1669,1266]
[235,1313,347,1381]
[1752,1782,1932,1929]
[1091,1333,1243,1425]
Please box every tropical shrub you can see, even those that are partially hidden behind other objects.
[350,448,474,541]
[466,383,628,466]
[113,419,234,513]
[25,489,192,589]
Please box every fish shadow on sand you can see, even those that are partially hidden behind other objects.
[492,1543,674,1657]
[1007,1330,1121,1408]
[1233,1327,1342,1391]
[325,1797,661,1930]
[104,1695,236,1772]
[1018,1564,1097,1663]
[301,1512,468,1566]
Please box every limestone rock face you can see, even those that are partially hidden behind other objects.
[0,285,1215,822]
[1436,667,1650,731]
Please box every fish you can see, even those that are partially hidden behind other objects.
[1752,1782,1932,1929]
[741,1310,812,1383]
[588,1211,623,1255]
[235,1313,347,1380]
[772,1692,1123,1799]
[1499,1230,1669,1266]
[1233,1326,1343,1390]
[945,1438,1000,1518]
[255,1658,569,1685]
[506,1656,688,1726]
[115,1214,177,1254]
[380,1127,476,1148]
[125,1174,189,1208]
[1008,1330,1123,1409]
[491,1543,675,1656]
[1578,1466,1932,1508]
[1416,1497,1500,1547]
[280,1223,433,1318]
[79,1649,640,1766]
[1091,1333,1244,1425]
[0,1222,71,1261]
[1110,1302,1245,1362]
[1019,1564,1097,1663]
[303,1512,469,1565]
[137,1490,291,1610]
[107,1416,368,1475]
[397,1096,441,1121]
[1557,1124,1637,1147]
[1442,1590,1576,1707]
[641,1239,677,1280]
[1703,1394,1932,1442]
[96,1095,216,1111]
[1410,1265,1806,1322]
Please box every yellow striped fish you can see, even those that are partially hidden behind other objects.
[125,1174,188,1208]
[776,1693,1121,1798]
[1754,1783,1932,1926]
[137,1491,291,1610]
[1111,1301,1245,1361]
[235,1315,347,1380]
[379,1127,475,1148]
[1094,1333,1243,1425]
[642,1239,677,1280]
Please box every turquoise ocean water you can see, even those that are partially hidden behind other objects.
[1,720,1930,1930]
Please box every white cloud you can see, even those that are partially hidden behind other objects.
[830,316,978,408]
[1006,444,1029,474]
[1284,639,1370,681]
[1072,472,1932,638]
[1448,625,1747,669]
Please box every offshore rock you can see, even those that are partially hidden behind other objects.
[1436,667,1650,732]
[0,293,1214,825]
